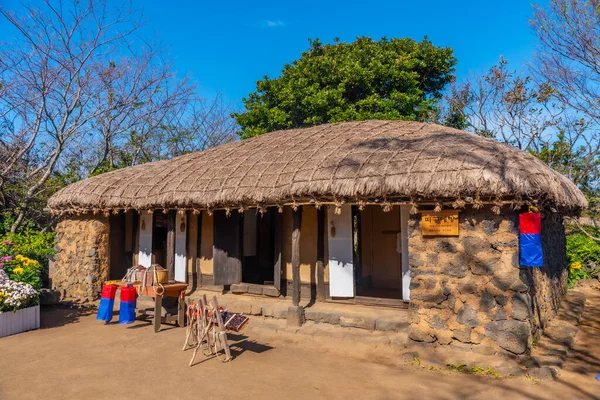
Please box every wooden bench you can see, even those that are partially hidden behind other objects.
[114,282,188,332]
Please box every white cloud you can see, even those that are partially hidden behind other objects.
[263,20,285,28]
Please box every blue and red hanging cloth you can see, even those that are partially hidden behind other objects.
[97,284,117,322]
[519,211,544,267]
[118,285,137,324]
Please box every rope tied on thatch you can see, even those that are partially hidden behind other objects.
[452,198,466,209]
[473,194,484,210]
[491,197,504,215]
[382,199,393,213]
[257,204,267,215]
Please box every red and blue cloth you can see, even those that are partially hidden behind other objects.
[97,284,117,322]
[118,285,137,324]
[519,212,544,267]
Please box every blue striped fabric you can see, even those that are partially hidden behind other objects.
[520,233,544,267]
[118,301,136,324]
[96,298,115,322]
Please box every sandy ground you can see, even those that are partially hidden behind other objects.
[1,289,599,400]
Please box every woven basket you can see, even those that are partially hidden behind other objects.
[135,264,168,286]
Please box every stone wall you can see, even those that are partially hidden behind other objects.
[52,215,109,301]
[407,207,568,357]
[531,215,568,333]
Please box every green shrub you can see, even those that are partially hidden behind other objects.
[2,254,43,291]
[0,230,55,287]
[566,225,600,287]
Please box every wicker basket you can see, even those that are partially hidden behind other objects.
[135,264,168,286]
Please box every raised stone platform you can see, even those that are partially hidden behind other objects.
[188,289,409,332]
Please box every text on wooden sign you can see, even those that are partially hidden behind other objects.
[421,210,459,236]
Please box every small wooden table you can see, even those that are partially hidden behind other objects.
[115,282,188,332]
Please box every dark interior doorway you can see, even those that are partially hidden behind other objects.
[109,213,128,280]
[242,209,276,285]
[152,212,168,268]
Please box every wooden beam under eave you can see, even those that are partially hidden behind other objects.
[292,206,303,306]
[317,207,325,302]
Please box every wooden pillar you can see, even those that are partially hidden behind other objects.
[317,207,326,301]
[132,211,139,265]
[196,211,202,286]
[273,209,283,292]
[186,211,198,288]
[166,210,176,277]
[292,207,303,306]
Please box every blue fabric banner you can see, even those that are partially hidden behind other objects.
[118,301,136,324]
[520,233,544,267]
[96,298,115,322]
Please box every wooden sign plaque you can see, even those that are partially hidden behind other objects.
[421,210,459,236]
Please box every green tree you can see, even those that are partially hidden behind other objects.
[233,37,456,138]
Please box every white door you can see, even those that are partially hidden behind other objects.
[400,205,410,301]
[328,205,354,297]
[138,213,153,267]
[174,213,187,282]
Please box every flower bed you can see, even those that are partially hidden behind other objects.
[0,240,41,336]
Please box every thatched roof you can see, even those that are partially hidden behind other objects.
[48,120,587,213]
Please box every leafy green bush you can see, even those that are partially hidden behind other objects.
[566,225,600,287]
[1,254,42,291]
[0,231,55,287]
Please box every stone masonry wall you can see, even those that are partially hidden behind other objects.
[531,215,568,334]
[407,207,568,357]
[52,215,109,301]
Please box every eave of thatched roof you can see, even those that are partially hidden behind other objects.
[47,120,588,214]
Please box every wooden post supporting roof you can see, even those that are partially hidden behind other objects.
[166,210,176,277]
[273,209,283,292]
[317,207,325,302]
[196,211,202,287]
[292,207,302,306]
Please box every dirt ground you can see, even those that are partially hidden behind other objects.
[1,289,599,400]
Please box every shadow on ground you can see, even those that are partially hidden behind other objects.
[182,332,274,367]
[228,333,274,357]
[40,304,96,329]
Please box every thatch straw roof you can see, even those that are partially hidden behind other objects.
[48,120,587,213]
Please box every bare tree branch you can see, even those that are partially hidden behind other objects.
[0,0,238,232]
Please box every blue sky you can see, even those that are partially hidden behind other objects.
[0,0,547,105]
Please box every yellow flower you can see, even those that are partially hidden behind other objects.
[0,291,7,302]
[13,266,24,274]
[569,262,583,273]
[14,255,40,269]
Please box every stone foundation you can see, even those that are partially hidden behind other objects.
[52,215,109,301]
[407,207,568,357]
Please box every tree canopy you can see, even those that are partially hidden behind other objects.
[233,37,456,138]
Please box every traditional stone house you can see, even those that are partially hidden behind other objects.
[47,120,586,357]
